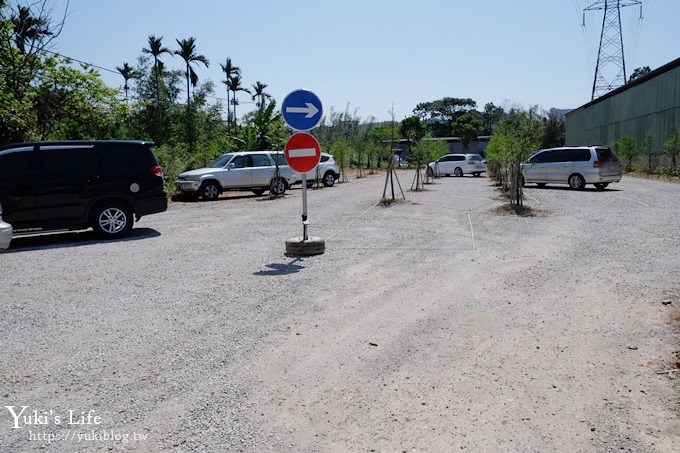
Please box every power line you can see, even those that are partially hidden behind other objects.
[42,48,120,75]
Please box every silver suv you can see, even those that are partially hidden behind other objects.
[176,151,298,200]
[520,146,623,190]
[297,153,341,187]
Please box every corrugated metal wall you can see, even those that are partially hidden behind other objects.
[566,59,680,153]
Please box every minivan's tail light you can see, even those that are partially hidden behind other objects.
[593,160,602,168]
[151,165,164,177]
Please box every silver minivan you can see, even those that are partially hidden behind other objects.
[520,146,623,190]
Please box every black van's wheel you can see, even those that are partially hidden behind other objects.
[91,203,133,238]
[200,181,220,201]
[252,188,265,196]
[322,172,336,187]
[594,183,609,190]
[568,174,586,190]
[454,167,463,177]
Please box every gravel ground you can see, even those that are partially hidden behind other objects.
[1,170,679,452]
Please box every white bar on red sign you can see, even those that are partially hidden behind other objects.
[289,148,317,158]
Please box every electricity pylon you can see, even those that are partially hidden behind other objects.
[584,0,642,100]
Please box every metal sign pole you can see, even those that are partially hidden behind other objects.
[301,173,308,240]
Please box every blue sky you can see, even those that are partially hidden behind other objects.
[42,0,678,122]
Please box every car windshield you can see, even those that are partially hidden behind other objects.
[210,154,234,168]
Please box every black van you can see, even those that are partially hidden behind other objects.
[0,140,167,238]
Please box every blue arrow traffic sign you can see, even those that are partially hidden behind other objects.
[281,89,323,131]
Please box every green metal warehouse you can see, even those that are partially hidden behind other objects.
[565,56,680,164]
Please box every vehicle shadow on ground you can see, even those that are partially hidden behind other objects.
[525,185,622,192]
[172,193,261,203]
[254,257,305,276]
[3,228,161,253]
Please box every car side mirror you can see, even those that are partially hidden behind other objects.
[227,163,235,169]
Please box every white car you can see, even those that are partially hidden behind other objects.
[176,151,298,200]
[0,204,12,250]
[296,153,341,187]
[427,154,486,177]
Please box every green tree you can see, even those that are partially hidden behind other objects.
[413,138,448,187]
[628,66,651,83]
[367,123,394,168]
[481,102,505,135]
[115,62,137,102]
[1,0,65,143]
[219,57,240,128]
[250,81,271,109]
[413,97,477,136]
[400,115,427,189]
[485,107,542,208]
[225,74,250,128]
[34,56,123,140]
[142,35,172,142]
[541,110,565,148]
[241,100,284,150]
[663,129,679,170]
[614,135,637,171]
[174,37,209,153]
[640,131,655,172]
[452,112,483,152]
[399,115,426,155]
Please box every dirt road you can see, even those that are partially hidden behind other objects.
[1,171,679,451]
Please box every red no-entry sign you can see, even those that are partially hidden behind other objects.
[284,132,321,173]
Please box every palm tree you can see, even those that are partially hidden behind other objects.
[10,5,52,54]
[226,75,250,128]
[251,81,271,109]
[115,62,136,102]
[174,37,209,153]
[252,101,281,150]
[142,35,171,99]
[142,35,172,144]
[219,58,241,128]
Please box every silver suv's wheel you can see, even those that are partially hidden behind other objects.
[91,203,133,238]
[200,181,220,201]
[270,178,287,195]
[454,167,463,177]
[322,172,336,187]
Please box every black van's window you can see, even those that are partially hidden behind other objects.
[37,147,93,176]
[98,143,152,176]
[0,150,34,178]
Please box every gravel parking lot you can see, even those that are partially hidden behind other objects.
[1,170,679,451]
